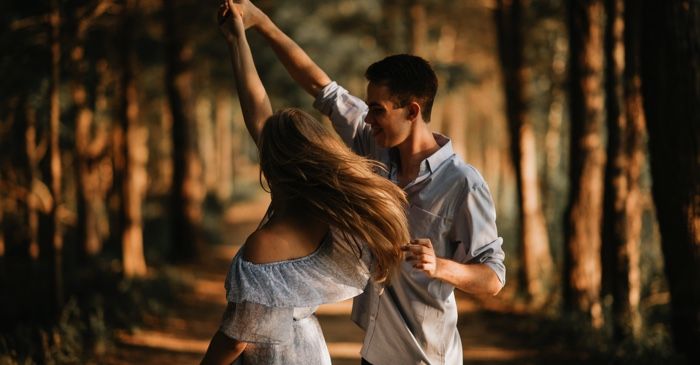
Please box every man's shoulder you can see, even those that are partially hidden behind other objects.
[442,156,487,192]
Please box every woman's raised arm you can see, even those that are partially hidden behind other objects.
[218,0,271,147]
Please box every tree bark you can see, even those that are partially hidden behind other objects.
[602,0,644,341]
[24,99,40,261]
[215,91,233,202]
[47,0,64,318]
[119,0,147,277]
[72,37,102,261]
[71,1,111,261]
[196,95,217,192]
[564,0,605,328]
[640,1,700,361]
[165,0,203,261]
[380,0,410,54]
[496,0,554,307]
[410,3,428,57]
[0,195,4,261]
[0,195,4,259]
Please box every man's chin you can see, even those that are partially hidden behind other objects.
[374,138,391,148]
[373,133,399,148]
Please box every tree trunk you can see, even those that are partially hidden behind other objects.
[165,0,203,261]
[496,0,554,307]
[409,3,427,57]
[215,91,233,203]
[72,38,102,260]
[24,99,40,261]
[0,196,4,261]
[71,2,111,261]
[640,1,700,361]
[380,0,410,54]
[47,0,64,318]
[602,0,644,341]
[196,95,216,192]
[119,0,147,277]
[564,0,605,328]
[542,29,567,221]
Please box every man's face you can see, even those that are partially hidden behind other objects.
[364,82,413,148]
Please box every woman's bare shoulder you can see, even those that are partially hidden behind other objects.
[242,229,288,264]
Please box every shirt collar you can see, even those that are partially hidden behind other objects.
[425,133,453,173]
[388,133,454,183]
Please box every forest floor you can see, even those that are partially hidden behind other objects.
[100,195,595,365]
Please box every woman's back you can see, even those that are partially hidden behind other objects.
[242,212,329,264]
[222,225,371,365]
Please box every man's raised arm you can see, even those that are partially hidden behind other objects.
[234,0,332,98]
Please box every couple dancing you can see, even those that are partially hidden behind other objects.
[201,1,506,364]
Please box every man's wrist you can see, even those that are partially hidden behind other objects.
[252,13,273,34]
[434,257,450,282]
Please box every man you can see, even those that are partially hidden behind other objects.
[230,2,506,364]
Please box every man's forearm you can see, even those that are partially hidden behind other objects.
[434,258,503,295]
[252,15,331,98]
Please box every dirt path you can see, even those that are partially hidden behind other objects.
[102,196,584,365]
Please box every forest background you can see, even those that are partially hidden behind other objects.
[0,0,698,364]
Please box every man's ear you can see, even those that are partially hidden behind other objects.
[407,101,421,122]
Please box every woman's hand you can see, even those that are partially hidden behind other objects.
[217,0,245,44]
[229,0,266,29]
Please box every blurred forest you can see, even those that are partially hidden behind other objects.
[0,0,698,364]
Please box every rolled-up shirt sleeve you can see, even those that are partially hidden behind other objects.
[313,81,374,157]
[451,183,506,285]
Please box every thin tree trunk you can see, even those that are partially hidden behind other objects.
[640,1,700,361]
[24,99,40,261]
[381,0,409,53]
[110,65,126,255]
[120,0,147,277]
[496,0,554,307]
[0,195,4,261]
[196,95,216,192]
[165,0,203,261]
[602,0,644,341]
[47,0,64,318]
[564,0,605,328]
[0,195,4,258]
[542,33,567,218]
[157,100,173,194]
[410,3,427,57]
[215,91,233,202]
[73,39,101,260]
[72,2,111,260]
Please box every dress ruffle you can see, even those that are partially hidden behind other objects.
[225,227,371,308]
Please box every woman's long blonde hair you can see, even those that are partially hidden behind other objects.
[258,108,409,283]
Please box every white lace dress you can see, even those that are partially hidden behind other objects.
[219,227,371,365]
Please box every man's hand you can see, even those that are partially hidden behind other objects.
[402,239,438,278]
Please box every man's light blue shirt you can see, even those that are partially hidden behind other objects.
[314,82,506,365]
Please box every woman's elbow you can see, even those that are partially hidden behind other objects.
[201,331,246,365]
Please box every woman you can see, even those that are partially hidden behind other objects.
[200,2,410,364]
